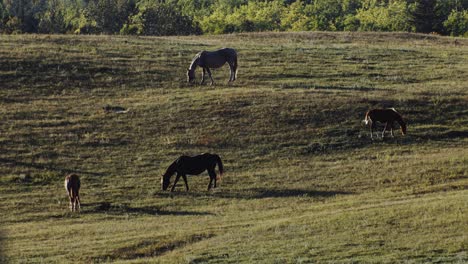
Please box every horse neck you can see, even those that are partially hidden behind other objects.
[395,114,406,128]
[164,161,178,180]
[189,56,200,72]
[365,111,371,121]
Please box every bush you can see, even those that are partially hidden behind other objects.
[444,9,468,36]
[356,0,415,32]
[130,4,201,36]
[37,0,68,34]
[213,0,284,33]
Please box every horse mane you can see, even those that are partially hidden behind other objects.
[390,108,407,133]
[390,108,403,121]
[188,52,203,71]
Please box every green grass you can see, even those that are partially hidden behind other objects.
[0,32,467,263]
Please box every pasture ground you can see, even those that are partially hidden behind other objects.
[0,32,467,263]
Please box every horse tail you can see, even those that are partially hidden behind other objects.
[215,155,224,180]
[64,177,69,193]
[70,185,76,199]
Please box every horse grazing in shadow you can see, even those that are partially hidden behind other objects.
[187,48,237,85]
[363,108,407,140]
[161,153,224,192]
[64,174,81,212]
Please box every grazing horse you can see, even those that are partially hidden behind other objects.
[363,108,407,139]
[64,174,81,212]
[161,153,224,192]
[187,48,237,85]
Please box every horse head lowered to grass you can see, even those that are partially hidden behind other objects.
[161,153,224,192]
[363,108,407,140]
[187,48,238,85]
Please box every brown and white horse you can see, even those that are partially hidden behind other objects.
[363,108,407,139]
[64,174,81,212]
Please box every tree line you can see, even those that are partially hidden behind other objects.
[1,0,467,36]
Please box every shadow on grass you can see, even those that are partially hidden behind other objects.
[91,233,216,262]
[414,130,468,141]
[0,229,5,263]
[249,188,352,198]
[0,158,105,177]
[156,188,352,200]
[311,84,392,92]
[83,202,214,216]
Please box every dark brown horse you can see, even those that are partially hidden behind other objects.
[364,108,407,139]
[187,48,237,85]
[161,153,224,192]
[64,174,81,212]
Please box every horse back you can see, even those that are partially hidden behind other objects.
[219,48,237,56]
[176,153,219,175]
[368,109,401,123]
[199,48,237,68]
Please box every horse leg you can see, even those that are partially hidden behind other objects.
[208,169,216,191]
[171,174,181,192]
[68,193,73,212]
[200,68,206,85]
[207,179,214,190]
[382,122,388,139]
[206,68,214,86]
[208,169,217,189]
[390,122,395,137]
[370,124,374,140]
[182,174,189,191]
[73,197,77,212]
[76,193,81,212]
[228,62,234,82]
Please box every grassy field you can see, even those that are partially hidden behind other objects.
[0,32,467,263]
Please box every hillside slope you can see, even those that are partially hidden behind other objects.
[0,32,467,263]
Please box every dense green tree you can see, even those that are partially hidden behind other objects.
[172,0,215,18]
[309,0,347,31]
[127,3,201,35]
[3,0,38,32]
[280,0,310,31]
[411,0,437,33]
[0,0,467,36]
[37,0,67,33]
[200,0,284,33]
[85,0,135,34]
[444,9,468,36]
[0,1,8,32]
[356,0,415,31]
